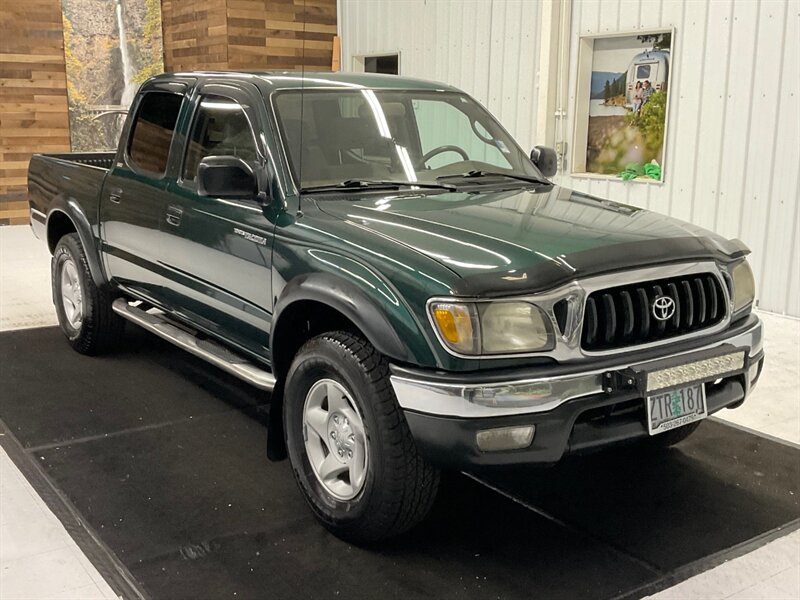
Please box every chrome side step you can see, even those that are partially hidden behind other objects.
[112,299,276,391]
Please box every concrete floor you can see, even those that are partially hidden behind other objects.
[1,226,118,598]
[1,224,798,599]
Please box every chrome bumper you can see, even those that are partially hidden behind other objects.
[391,318,763,419]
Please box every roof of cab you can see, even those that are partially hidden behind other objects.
[150,71,461,93]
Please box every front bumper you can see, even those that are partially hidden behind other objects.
[391,315,764,468]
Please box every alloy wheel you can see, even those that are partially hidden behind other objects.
[302,378,368,500]
[60,257,84,330]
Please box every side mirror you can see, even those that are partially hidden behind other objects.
[197,156,258,199]
[530,146,558,178]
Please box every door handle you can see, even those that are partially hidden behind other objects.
[165,205,183,227]
[108,188,123,204]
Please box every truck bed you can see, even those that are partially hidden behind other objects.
[27,152,115,242]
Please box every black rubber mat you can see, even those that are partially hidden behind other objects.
[1,327,798,600]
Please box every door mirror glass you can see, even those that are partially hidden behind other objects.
[197,156,258,199]
[530,145,558,178]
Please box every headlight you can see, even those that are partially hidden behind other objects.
[730,260,755,314]
[479,302,554,353]
[430,301,554,356]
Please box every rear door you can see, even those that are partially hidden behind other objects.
[100,79,193,302]
[160,81,275,359]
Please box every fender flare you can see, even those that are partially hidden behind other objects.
[271,272,411,365]
[47,198,108,287]
[267,272,432,462]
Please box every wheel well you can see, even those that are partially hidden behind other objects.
[267,300,362,462]
[271,300,360,384]
[47,211,77,253]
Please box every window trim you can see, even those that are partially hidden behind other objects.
[124,90,185,179]
[352,51,402,75]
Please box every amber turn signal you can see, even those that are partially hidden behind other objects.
[431,303,478,354]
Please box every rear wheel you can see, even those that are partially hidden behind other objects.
[52,233,124,355]
[284,331,439,544]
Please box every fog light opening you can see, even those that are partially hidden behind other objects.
[748,362,760,386]
[476,425,535,452]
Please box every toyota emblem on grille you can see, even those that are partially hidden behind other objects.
[652,296,676,321]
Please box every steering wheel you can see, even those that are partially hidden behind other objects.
[419,145,469,168]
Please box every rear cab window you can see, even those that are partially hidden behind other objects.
[127,92,183,176]
[636,64,652,79]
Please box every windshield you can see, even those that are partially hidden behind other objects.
[272,89,543,190]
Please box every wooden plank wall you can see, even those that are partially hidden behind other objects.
[162,0,337,72]
[226,0,337,70]
[0,0,70,225]
[162,0,230,71]
[0,0,337,226]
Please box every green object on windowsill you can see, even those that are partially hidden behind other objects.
[617,160,661,181]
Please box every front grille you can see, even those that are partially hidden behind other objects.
[581,272,727,351]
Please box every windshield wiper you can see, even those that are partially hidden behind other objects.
[301,179,456,193]
[437,170,551,186]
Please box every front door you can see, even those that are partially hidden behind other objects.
[160,82,275,360]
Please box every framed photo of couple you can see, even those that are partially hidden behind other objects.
[571,27,675,183]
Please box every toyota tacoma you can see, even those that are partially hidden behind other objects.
[27,72,763,543]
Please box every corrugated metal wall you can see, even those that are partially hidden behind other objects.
[339,0,800,317]
[339,0,544,149]
[561,0,799,318]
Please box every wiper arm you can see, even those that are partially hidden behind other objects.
[301,179,456,193]
[437,170,550,186]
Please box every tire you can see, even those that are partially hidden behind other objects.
[52,233,124,355]
[643,421,702,449]
[284,331,440,544]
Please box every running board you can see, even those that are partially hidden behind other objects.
[112,299,276,391]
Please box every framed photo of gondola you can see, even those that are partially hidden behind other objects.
[571,28,675,183]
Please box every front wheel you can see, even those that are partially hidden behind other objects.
[284,331,440,544]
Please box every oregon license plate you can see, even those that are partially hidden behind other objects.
[646,382,707,436]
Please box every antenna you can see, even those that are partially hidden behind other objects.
[297,0,307,216]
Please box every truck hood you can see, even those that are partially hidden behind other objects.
[313,185,748,296]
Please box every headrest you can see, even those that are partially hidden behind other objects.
[357,101,406,119]
[324,117,381,148]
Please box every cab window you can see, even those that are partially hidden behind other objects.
[183,95,258,182]
[127,92,182,176]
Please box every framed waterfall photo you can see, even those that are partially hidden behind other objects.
[60,0,164,152]
[571,28,675,183]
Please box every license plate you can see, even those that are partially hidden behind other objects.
[646,382,707,436]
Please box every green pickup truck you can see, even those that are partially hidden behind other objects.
[28,72,763,543]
